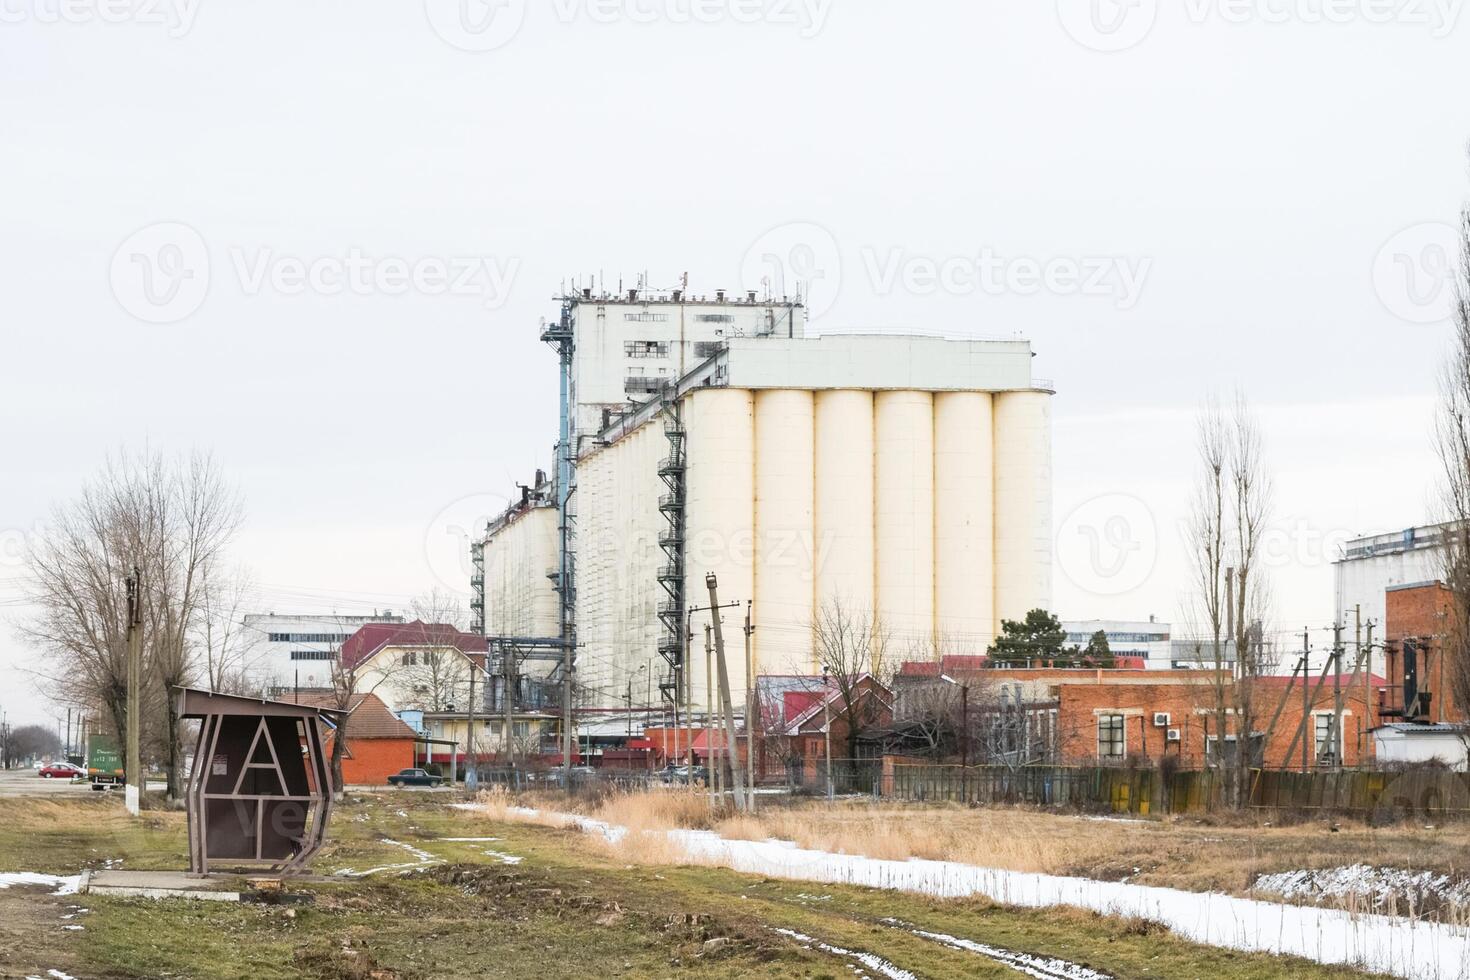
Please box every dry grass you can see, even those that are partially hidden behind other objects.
[466,788,1470,921]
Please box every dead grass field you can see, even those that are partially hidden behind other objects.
[483,788,1470,919]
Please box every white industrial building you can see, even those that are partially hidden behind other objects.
[477,286,1054,715]
[1062,619,1171,668]
[240,611,405,692]
[1333,524,1447,633]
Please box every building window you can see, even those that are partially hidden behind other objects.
[400,651,418,666]
[623,312,668,322]
[1313,714,1338,763]
[289,650,336,662]
[513,721,530,738]
[1097,714,1126,759]
[695,313,733,323]
[693,340,724,358]
[270,632,349,643]
[623,340,669,358]
[624,377,662,394]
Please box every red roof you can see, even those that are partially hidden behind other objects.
[897,654,991,678]
[340,620,488,669]
[287,692,419,740]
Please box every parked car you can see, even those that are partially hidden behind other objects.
[658,764,708,785]
[386,768,445,787]
[38,762,84,779]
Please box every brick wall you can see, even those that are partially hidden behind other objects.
[325,735,415,786]
[1385,582,1462,724]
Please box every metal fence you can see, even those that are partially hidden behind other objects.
[885,764,1470,819]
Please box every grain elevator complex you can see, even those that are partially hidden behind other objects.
[474,283,1054,714]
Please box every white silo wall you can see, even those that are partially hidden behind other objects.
[993,390,1054,626]
[683,387,756,713]
[874,390,936,656]
[753,389,816,676]
[575,419,666,706]
[813,390,875,628]
[933,391,995,652]
[483,505,560,647]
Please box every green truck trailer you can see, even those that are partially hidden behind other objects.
[86,732,124,790]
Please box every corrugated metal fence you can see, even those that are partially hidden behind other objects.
[886,764,1470,818]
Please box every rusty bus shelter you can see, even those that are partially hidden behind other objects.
[176,688,339,876]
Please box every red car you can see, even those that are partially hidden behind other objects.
[38,763,83,779]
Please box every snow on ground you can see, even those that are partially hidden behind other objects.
[457,803,1470,980]
[0,873,82,896]
[771,927,917,980]
[24,970,78,980]
[880,918,1114,980]
[334,839,443,878]
[1254,866,1470,915]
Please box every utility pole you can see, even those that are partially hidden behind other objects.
[704,574,747,812]
[744,601,756,813]
[1332,622,1344,768]
[1301,628,1311,771]
[705,623,716,802]
[466,661,478,790]
[563,637,574,789]
[1364,621,1375,760]
[125,566,142,817]
[822,666,833,802]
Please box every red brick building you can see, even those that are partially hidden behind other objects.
[1383,582,1463,725]
[291,693,419,786]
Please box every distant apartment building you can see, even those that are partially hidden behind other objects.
[1062,619,1170,669]
[241,612,405,692]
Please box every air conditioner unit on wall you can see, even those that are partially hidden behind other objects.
[1166,729,1182,742]
[1153,712,1171,727]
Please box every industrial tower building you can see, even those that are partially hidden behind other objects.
[475,285,1054,716]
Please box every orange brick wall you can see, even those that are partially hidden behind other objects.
[1385,583,1463,724]
[1058,680,1377,769]
[325,735,416,786]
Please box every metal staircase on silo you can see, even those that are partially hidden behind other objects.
[655,400,686,711]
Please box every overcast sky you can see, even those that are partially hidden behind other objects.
[3,1,1468,728]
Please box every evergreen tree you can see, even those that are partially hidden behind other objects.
[987,609,1069,666]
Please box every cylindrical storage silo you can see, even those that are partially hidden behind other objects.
[874,390,935,658]
[753,389,815,680]
[682,387,755,715]
[813,390,875,661]
[934,391,995,652]
[993,391,1053,632]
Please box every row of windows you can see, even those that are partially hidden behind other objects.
[694,313,733,323]
[269,632,348,643]
[623,340,670,358]
[1094,712,1343,760]
[623,312,668,322]
[289,650,337,662]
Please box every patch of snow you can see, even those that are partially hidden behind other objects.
[485,807,1470,980]
[333,838,443,878]
[881,918,1113,980]
[771,928,917,980]
[437,837,502,842]
[0,873,82,896]
[61,925,83,932]
[482,850,523,865]
[1253,865,1470,914]
[25,971,78,980]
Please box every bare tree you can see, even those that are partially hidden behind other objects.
[809,597,895,764]
[193,564,254,695]
[23,449,242,799]
[1186,394,1273,804]
[325,626,405,797]
[1433,193,1470,747]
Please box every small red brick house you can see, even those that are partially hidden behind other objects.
[291,692,419,786]
[1384,582,1464,725]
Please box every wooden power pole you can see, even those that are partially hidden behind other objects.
[704,574,747,812]
[125,566,142,817]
